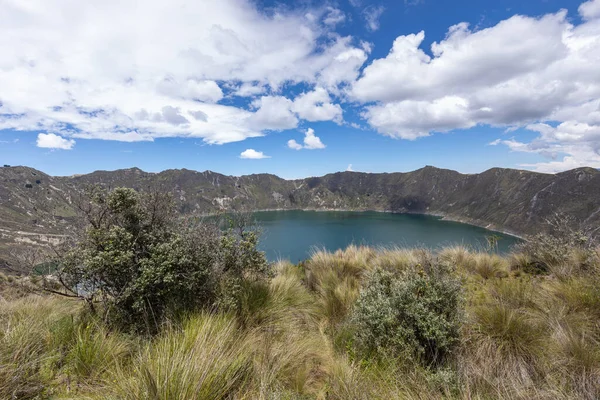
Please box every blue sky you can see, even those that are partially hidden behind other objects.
[1,0,599,177]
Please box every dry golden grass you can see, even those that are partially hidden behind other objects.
[2,242,600,399]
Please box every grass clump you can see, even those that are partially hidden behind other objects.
[111,313,252,400]
[0,296,80,398]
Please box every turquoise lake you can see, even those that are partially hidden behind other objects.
[251,210,521,262]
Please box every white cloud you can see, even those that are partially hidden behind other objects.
[240,149,270,159]
[493,120,600,172]
[288,128,326,150]
[323,7,346,26]
[250,96,298,130]
[579,0,600,20]
[364,5,385,32]
[3,0,600,173]
[287,139,303,150]
[232,82,266,97]
[36,133,75,150]
[313,43,369,93]
[351,6,600,170]
[157,79,223,103]
[363,96,474,139]
[291,87,343,123]
[250,88,343,132]
[0,0,367,145]
[346,164,354,171]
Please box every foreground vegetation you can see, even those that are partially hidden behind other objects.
[2,240,600,399]
[2,188,600,399]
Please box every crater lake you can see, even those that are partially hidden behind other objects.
[251,210,521,262]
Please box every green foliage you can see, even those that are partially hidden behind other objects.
[66,321,132,381]
[4,243,600,399]
[111,314,253,400]
[56,187,268,333]
[350,263,463,367]
[516,214,597,276]
[0,297,82,399]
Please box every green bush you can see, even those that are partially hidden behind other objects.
[349,263,463,367]
[54,187,268,333]
[516,214,597,275]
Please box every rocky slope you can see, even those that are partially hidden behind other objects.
[1,165,600,267]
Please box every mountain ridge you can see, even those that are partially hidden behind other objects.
[1,164,600,267]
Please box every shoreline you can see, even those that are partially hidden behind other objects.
[199,207,525,240]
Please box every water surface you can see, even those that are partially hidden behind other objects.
[252,210,520,263]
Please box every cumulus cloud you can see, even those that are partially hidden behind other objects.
[351,6,600,170]
[161,106,189,125]
[157,79,223,103]
[189,110,208,122]
[240,149,270,159]
[36,133,75,150]
[3,0,600,173]
[287,128,326,150]
[250,88,343,131]
[287,139,303,150]
[0,0,366,146]
[232,82,267,98]
[250,96,299,131]
[364,5,385,32]
[311,43,369,93]
[579,0,600,20]
[346,164,354,171]
[292,88,343,123]
[492,120,600,172]
[303,128,326,149]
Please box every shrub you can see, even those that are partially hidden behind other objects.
[350,262,463,367]
[53,187,268,333]
[516,214,597,276]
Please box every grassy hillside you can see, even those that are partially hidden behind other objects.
[2,165,600,269]
[2,241,600,399]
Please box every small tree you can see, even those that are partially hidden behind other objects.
[48,187,268,333]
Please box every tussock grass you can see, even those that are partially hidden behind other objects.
[469,253,509,279]
[439,245,476,271]
[67,322,133,383]
[111,314,252,400]
[486,277,536,309]
[2,241,600,399]
[0,295,82,398]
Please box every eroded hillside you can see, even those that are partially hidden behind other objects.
[1,165,600,267]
